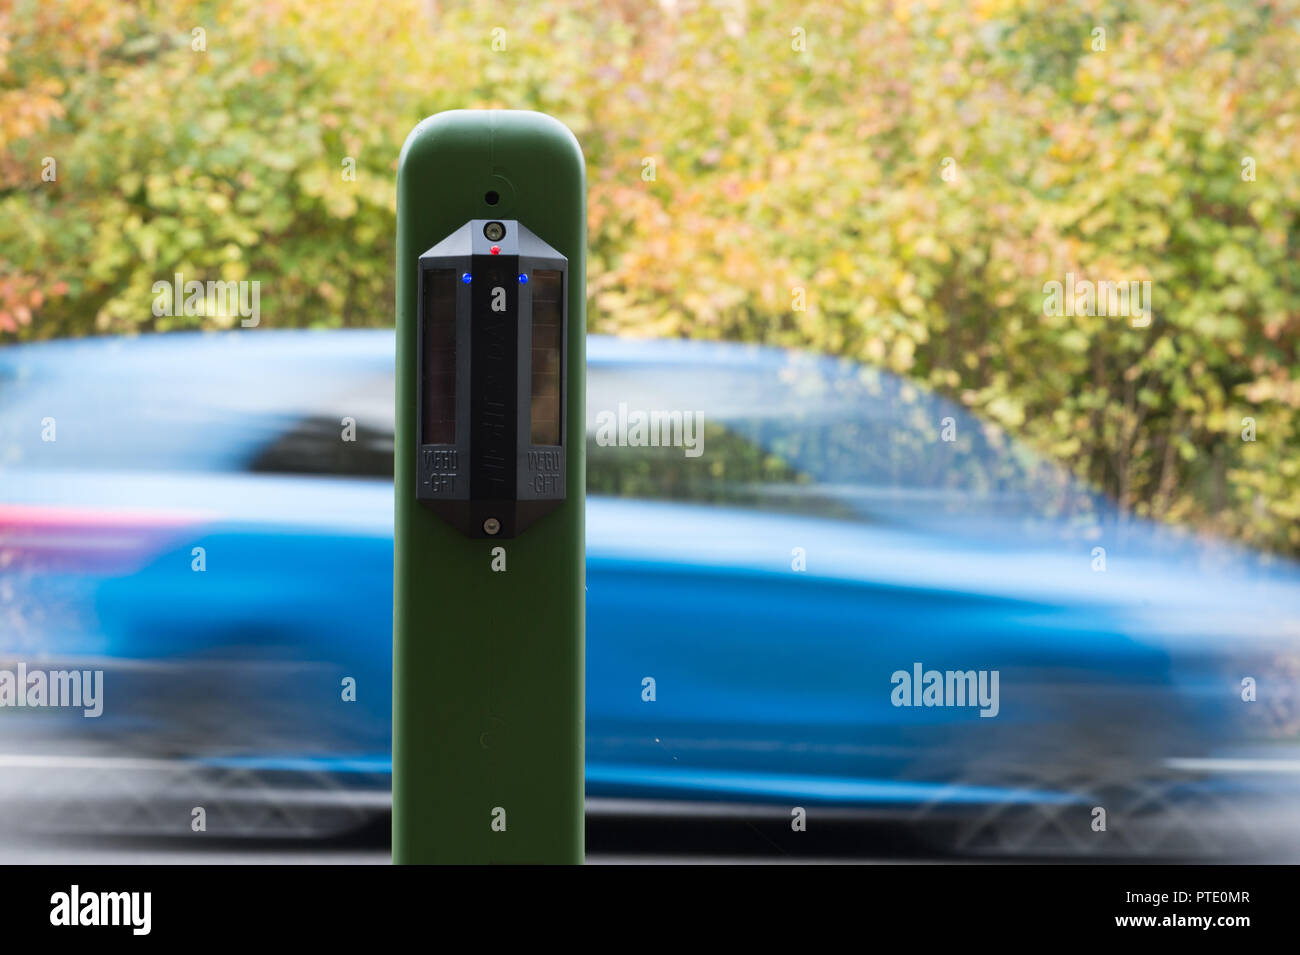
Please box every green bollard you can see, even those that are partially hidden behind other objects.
[393,110,586,864]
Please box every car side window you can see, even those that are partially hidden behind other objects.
[586,419,856,519]
[248,415,394,479]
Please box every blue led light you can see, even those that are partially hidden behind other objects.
[461,272,472,284]
[518,273,529,285]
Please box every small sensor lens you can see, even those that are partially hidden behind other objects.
[483,221,506,241]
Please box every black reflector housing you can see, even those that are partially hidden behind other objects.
[415,219,568,538]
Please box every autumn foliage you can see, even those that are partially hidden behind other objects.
[2,0,1299,553]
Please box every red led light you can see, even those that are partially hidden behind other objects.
[490,245,500,255]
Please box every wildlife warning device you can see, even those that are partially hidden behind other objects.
[414,217,569,538]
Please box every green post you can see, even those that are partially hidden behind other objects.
[393,110,586,864]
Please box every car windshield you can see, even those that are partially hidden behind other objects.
[586,343,1112,538]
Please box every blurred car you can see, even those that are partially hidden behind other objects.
[1,329,1299,857]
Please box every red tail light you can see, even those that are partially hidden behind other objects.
[0,505,201,574]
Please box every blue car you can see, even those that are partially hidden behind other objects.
[2,330,1298,857]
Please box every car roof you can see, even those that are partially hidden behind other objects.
[0,329,835,376]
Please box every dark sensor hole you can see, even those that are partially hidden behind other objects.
[485,191,500,205]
